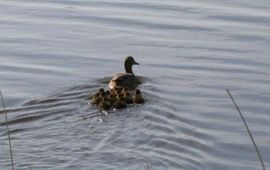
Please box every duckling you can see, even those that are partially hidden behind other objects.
[105,90,110,97]
[99,100,112,110]
[115,88,122,95]
[89,88,104,100]
[93,89,107,104]
[95,88,105,97]
[109,56,141,90]
[116,93,123,99]
[116,94,124,105]
[94,96,104,106]
[133,89,144,104]
[114,97,127,109]
[99,88,105,92]
[121,87,129,94]
[97,93,106,102]
[108,94,117,105]
[124,91,133,104]
[110,88,116,95]
[89,92,99,101]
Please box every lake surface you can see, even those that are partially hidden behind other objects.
[0,0,270,169]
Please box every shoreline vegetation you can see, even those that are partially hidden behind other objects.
[0,90,14,170]
[226,89,265,170]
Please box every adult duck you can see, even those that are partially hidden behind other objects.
[109,56,141,90]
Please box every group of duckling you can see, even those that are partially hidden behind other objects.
[89,87,144,111]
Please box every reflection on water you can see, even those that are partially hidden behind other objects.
[1,0,270,169]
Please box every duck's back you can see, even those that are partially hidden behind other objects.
[109,73,140,89]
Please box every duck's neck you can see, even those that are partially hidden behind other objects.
[125,63,134,74]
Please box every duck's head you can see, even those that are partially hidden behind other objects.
[135,89,141,95]
[134,89,144,104]
[99,91,105,97]
[105,90,110,96]
[125,56,139,74]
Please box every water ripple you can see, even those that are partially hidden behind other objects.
[1,0,270,169]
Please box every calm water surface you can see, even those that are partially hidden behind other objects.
[0,0,270,169]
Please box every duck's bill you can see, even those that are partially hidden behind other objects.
[134,61,139,65]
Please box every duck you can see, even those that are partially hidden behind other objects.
[105,90,110,96]
[89,88,104,100]
[99,100,112,110]
[109,56,141,90]
[121,87,129,94]
[124,92,133,104]
[133,89,144,104]
[93,96,104,105]
[114,97,127,109]
[108,93,117,105]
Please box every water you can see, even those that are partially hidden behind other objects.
[0,0,270,169]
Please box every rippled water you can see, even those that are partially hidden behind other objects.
[0,0,270,169]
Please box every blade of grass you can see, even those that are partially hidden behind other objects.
[0,90,15,170]
[226,89,265,170]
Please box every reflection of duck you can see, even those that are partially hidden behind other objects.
[109,56,141,90]
[133,89,144,104]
